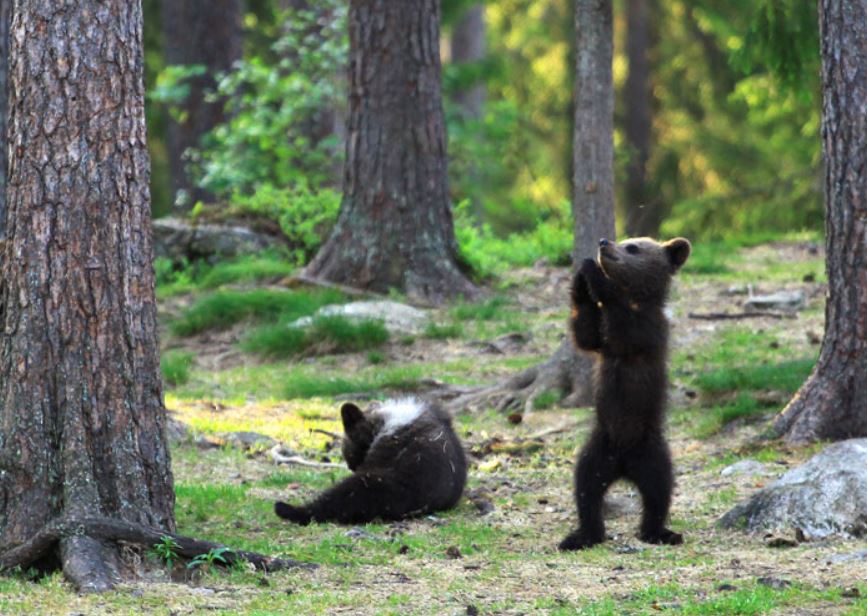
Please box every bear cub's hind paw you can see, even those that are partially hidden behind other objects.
[558,529,605,551]
[274,501,312,525]
[640,528,683,546]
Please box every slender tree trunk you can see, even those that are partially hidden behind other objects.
[447,0,615,414]
[304,0,478,304]
[0,0,173,590]
[0,0,9,236]
[161,0,243,211]
[623,0,660,237]
[773,0,867,444]
[450,4,486,120]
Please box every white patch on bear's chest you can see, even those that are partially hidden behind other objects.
[376,397,425,435]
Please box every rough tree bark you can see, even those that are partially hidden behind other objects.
[162,0,243,211]
[0,0,304,591]
[0,0,9,235]
[623,0,660,237]
[448,0,615,414]
[450,3,486,120]
[304,0,478,304]
[773,0,867,444]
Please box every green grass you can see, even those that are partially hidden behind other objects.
[170,288,344,336]
[451,296,509,321]
[197,256,297,289]
[695,358,815,395]
[243,315,389,357]
[160,350,194,387]
[282,364,428,398]
[423,321,464,339]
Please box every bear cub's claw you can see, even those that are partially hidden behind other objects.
[640,528,683,546]
[558,530,605,551]
[274,501,312,525]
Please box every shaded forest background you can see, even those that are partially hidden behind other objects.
[144,0,822,266]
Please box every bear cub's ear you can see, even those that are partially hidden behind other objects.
[664,238,691,272]
[340,403,366,432]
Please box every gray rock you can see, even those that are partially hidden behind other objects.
[719,439,867,539]
[152,217,281,264]
[165,415,191,444]
[221,431,278,452]
[826,549,867,564]
[720,459,773,477]
[290,300,430,335]
[744,290,805,311]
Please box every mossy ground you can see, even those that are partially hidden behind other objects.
[6,237,866,615]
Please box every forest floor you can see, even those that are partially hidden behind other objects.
[3,236,866,615]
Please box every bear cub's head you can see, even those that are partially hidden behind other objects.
[597,237,691,303]
[340,402,383,471]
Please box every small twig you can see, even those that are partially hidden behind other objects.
[269,445,343,469]
[309,428,342,440]
[284,274,435,309]
[687,311,794,321]
[528,421,581,440]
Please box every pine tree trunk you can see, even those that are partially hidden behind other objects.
[0,0,9,236]
[447,0,614,414]
[773,0,867,444]
[623,0,659,237]
[162,0,242,210]
[450,4,486,120]
[0,0,174,590]
[304,0,478,304]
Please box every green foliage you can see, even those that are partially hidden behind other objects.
[451,296,509,322]
[282,365,428,399]
[161,350,194,387]
[189,1,347,197]
[197,254,297,288]
[693,393,763,438]
[423,322,465,340]
[171,289,343,337]
[151,536,181,570]
[243,316,389,358]
[187,547,231,570]
[221,184,341,264]
[695,358,815,396]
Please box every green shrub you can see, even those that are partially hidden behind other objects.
[423,322,464,340]
[197,255,297,288]
[695,358,815,395]
[243,316,388,358]
[451,296,509,322]
[161,350,194,387]
[171,289,343,337]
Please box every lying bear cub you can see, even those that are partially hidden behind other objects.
[275,398,467,524]
[560,236,691,551]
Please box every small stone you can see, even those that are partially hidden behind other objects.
[446,546,462,559]
[398,544,410,555]
[717,583,737,592]
[507,412,523,425]
[757,577,790,590]
[131,588,144,598]
[466,605,480,616]
[841,587,861,598]
[765,535,798,548]
[802,273,816,283]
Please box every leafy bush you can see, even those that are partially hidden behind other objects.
[243,315,388,358]
[171,289,343,337]
[161,350,194,387]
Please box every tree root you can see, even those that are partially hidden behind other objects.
[446,340,594,416]
[0,516,314,591]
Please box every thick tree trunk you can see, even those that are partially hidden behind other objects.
[0,0,173,590]
[623,0,660,237]
[0,0,9,236]
[162,0,242,211]
[304,0,478,304]
[450,4,486,120]
[773,0,867,444]
[448,0,615,414]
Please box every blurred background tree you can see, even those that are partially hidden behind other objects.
[142,0,823,261]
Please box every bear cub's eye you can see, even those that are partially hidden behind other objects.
[625,244,640,255]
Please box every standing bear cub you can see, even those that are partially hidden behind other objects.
[559,236,691,551]
[275,398,467,524]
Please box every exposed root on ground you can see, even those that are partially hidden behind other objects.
[0,516,314,592]
[445,341,594,416]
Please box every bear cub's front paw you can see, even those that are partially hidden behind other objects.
[274,501,313,525]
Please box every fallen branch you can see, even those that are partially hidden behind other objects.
[0,516,314,576]
[270,445,343,469]
[309,428,342,440]
[528,420,582,440]
[687,311,795,321]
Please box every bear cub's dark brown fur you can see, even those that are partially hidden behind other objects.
[275,398,467,524]
[559,236,691,551]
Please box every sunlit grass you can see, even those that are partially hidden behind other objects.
[161,349,194,386]
[243,315,389,357]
